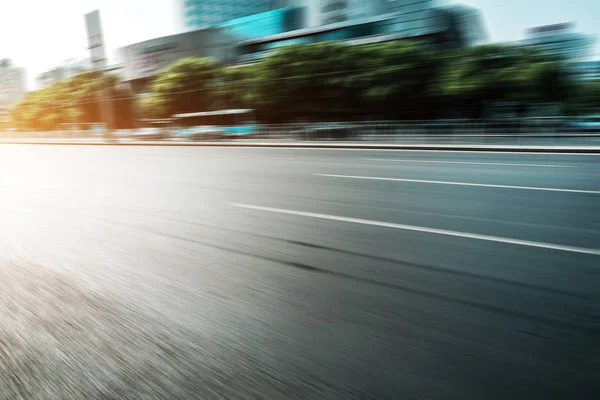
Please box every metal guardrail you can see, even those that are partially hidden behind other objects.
[242,121,600,145]
[3,119,600,146]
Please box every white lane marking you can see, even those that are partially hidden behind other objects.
[366,159,573,168]
[194,147,600,156]
[230,203,600,256]
[316,174,600,194]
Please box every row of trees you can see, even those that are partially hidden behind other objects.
[12,71,134,131]
[141,41,597,122]
[11,41,600,130]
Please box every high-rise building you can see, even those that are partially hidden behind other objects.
[0,64,26,108]
[381,0,438,14]
[217,7,305,41]
[303,0,439,27]
[237,3,486,63]
[180,0,289,31]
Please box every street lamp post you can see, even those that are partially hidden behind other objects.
[85,10,113,139]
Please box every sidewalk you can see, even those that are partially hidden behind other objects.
[1,137,599,153]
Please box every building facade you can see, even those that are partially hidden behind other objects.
[217,7,305,41]
[123,7,306,92]
[301,0,439,27]
[180,0,288,31]
[36,59,92,89]
[119,28,236,93]
[518,23,594,61]
[179,0,441,31]
[573,60,600,80]
[237,4,485,62]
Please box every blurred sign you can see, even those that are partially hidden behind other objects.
[85,10,107,69]
[133,41,178,74]
[134,50,171,73]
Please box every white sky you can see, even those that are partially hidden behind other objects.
[0,1,176,90]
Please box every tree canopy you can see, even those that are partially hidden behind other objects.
[11,40,598,131]
[12,71,134,131]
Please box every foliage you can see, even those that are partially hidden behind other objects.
[149,58,220,116]
[565,79,600,116]
[12,42,592,130]
[437,45,573,117]
[12,71,134,131]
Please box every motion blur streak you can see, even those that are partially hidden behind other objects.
[0,145,598,399]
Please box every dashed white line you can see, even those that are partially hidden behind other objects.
[366,159,573,168]
[230,203,600,256]
[316,174,600,194]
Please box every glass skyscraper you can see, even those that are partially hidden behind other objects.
[306,0,439,27]
[180,0,290,31]
[217,8,304,41]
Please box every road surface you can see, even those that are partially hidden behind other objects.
[0,145,598,399]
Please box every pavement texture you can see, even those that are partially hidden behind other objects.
[0,145,598,399]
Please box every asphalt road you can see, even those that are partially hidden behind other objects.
[0,145,598,399]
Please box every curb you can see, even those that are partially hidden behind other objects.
[1,140,600,153]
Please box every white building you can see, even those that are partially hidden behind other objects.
[0,64,26,113]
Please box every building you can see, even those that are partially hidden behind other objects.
[36,59,92,89]
[237,4,486,63]
[179,0,442,31]
[217,7,305,41]
[299,0,439,27]
[438,3,487,47]
[0,63,26,123]
[308,0,380,26]
[122,7,306,93]
[119,28,236,93]
[122,1,484,91]
[518,23,594,61]
[179,0,288,31]
[573,60,600,80]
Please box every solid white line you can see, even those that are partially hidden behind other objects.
[366,159,573,168]
[230,203,600,256]
[316,174,600,194]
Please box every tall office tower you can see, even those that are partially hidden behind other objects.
[305,0,439,27]
[179,0,291,31]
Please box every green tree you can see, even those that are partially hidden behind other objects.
[216,65,258,111]
[438,45,573,118]
[257,42,360,122]
[566,79,600,115]
[149,58,220,116]
[359,41,446,119]
[136,96,168,120]
[12,70,134,131]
